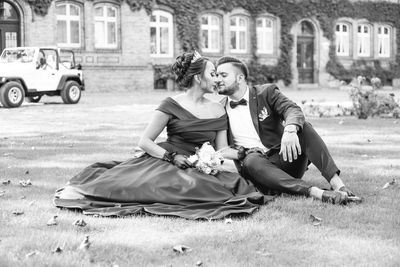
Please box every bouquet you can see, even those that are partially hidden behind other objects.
[187,142,224,175]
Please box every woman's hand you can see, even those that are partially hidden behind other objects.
[173,155,193,169]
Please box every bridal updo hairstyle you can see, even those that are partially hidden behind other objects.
[171,52,208,89]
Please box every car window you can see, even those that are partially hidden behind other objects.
[0,48,35,63]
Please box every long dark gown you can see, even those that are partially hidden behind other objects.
[54,97,273,220]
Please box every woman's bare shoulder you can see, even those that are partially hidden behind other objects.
[205,99,226,117]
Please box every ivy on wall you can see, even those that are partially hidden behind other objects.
[28,0,400,85]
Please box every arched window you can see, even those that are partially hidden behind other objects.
[357,24,371,57]
[56,3,82,47]
[0,2,20,49]
[256,17,274,54]
[150,10,173,57]
[378,26,391,57]
[200,14,221,53]
[230,15,248,53]
[335,23,350,56]
[94,3,118,49]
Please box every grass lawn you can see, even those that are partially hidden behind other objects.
[0,91,399,267]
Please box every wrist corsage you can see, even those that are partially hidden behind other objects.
[187,142,224,175]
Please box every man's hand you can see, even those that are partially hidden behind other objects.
[173,155,192,169]
[279,125,301,162]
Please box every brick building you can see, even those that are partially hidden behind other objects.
[0,0,399,91]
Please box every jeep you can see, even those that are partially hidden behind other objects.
[0,47,84,108]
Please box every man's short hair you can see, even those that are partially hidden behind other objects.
[216,56,249,80]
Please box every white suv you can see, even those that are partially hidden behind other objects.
[0,47,84,108]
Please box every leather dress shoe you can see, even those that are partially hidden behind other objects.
[321,190,348,205]
[338,186,363,203]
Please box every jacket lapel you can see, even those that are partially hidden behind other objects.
[248,86,260,136]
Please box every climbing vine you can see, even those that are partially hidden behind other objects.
[27,0,400,85]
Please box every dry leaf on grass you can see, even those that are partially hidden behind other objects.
[25,251,40,258]
[28,201,35,206]
[12,210,24,216]
[338,120,344,125]
[73,219,87,227]
[79,235,91,250]
[0,190,5,197]
[47,216,58,226]
[19,179,32,187]
[195,260,203,266]
[310,214,322,226]
[382,178,396,190]
[52,247,63,254]
[2,180,11,185]
[172,244,192,254]
[25,170,29,175]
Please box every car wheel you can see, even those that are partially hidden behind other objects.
[61,81,81,104]
[0,81,25,108]
[27,95,42,103]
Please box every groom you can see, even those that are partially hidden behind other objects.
[215,56,360,204]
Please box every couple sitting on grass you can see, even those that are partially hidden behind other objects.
[54,52,361,220]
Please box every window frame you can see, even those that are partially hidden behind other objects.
[377,25,391,58]
[335,22,351,57]
[356,24,371,57]
[230,15,248,54]
[94,3,119,49]
[200,13,221,53]
[56,2,82,48]
[150,10,174,58]
[256,16,274,55]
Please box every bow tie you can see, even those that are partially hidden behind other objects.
[230,98,247,109]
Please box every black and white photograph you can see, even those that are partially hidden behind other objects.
[0,0,399,266]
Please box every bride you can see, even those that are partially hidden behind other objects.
[54,51,273,220]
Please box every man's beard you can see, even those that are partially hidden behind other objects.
[217,81,239,96]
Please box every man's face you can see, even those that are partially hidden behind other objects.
[216,63,240,96]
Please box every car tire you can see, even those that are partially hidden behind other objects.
[0,81,25,108]
[27,95,42,103]
[61,81,81,104]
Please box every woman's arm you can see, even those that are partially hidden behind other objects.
[215,130,238,160]
[137,110,170,159]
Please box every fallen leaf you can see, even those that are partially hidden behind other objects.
[310,214,322,226]
[394,120,398,124]
[2,180,11,185]
[73,219,87,227]
[47,216,58,226]
[196,260,203,266]
[25,251,40,258]
[28,201,35,206]
[361,154,368,158]
[19,179,32,187]
[224,218,233,224]
[367,139,372,143]
[25,170,30,175]
[31,146,35,150]
[382,178,396,190]
[12,210,24,216]
[52,246,63,253]
[338,120,344,125]
[0,191,5,197]
[172,244,192,254]
[79,235,90,250]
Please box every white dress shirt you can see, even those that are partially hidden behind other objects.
[226,87,268,150]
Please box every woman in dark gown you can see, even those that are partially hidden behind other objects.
[54,52,273,220]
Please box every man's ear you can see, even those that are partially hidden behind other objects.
[236,73,245,83]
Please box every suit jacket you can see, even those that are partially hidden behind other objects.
[223,83,305,152]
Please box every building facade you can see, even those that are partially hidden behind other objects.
[1,0,399,91]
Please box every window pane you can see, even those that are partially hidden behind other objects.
[70,21,80,43]
[266,31,273,52]
[239,31,246,49]
[364,26,368,33]
[201,16,208,25]
[95,7,103,17]
[2,2,18,19]
[343,25,347,32]
[378,27,382,34]
[358,26,361,33]
[150,15,156,22]
[336,24,340,31]
[107,7,116,17]
[160,16,168,23]
[256,19,263,27]
[230,17,236,26]
[95,21,105,45]
[239,18,245,27]
[150,27,157,54]
[211,16,218,25]
[230,31,236,49]
[202,30,208,49]
[107,22,116,44]
[57,21,67,43]
[57,5,67,15]
[384,27,388,34]
[70,5,79,16]
[160,27,169,54]
[257,29,263,50]
[266,19,272,28]
[211,30,219,49]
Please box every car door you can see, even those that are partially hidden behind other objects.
[31,49,62,92]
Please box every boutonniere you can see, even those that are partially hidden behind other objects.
[258,107,269,121]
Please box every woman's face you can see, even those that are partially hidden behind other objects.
[200,61,217,93]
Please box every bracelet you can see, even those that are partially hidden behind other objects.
[162,151,177,163]
[237,146,248,161]
[284,129,297,133]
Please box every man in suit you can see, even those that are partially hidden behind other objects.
[215,56,360,204]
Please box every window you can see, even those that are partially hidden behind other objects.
[357,24,371,57]
[200,14,220,53]
[150,10,173,57]
[256,17,274,54]
[230,16,248,53]
[56,3,81,47]
[94,4,118,49]
[378,26,390,57]
[335,23,350,56]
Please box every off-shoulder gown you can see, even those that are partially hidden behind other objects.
[54,97,273,220]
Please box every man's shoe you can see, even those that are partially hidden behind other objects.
[321,190,348,205]
[338,186,355,196]
[338,186,363,203]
